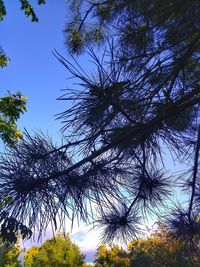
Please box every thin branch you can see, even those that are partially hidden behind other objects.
[188,125,200,220]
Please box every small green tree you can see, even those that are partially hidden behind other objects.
[24,233,85,267]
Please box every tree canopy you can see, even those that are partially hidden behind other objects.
[94,244,130,267]
[0,0,199,245]
[94,224,200,267]
[24,233,85,267]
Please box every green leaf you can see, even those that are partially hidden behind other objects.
[0,0,6,21]
[0,92,27,146]
[38,0,45,4]
[0,54,8,67]
[20,0,39,22]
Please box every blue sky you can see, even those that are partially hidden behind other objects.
[1,1,75,139]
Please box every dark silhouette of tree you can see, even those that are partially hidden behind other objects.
[0,0,199,244]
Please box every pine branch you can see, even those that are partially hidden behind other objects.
[188,124,200,221]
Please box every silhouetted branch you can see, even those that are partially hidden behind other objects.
[188,125,200,221]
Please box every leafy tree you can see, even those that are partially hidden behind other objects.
[23,246,39,267]
[94,224,200,266]
[0,0,199,245]
[94,244,130,267]
[24,233,85,267]
[0,239,21,267]
[128,224,200,267]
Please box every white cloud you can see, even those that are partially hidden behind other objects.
[71,224,101,263]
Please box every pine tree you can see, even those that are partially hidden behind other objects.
[0,0,199,244]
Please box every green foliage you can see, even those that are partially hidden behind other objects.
[24,234,85,267]
[20,0,45,22]
[0,0,45,22]
[94,225,200,267]
[128,232,200,267]
[65,27,84,54]
[24,246,39,267]
[0,0,6,21]
[0,48,8,67]
[0,54,8,67]
[94,244,130,267]
[0,239,21,267]
[0,92,27,146]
